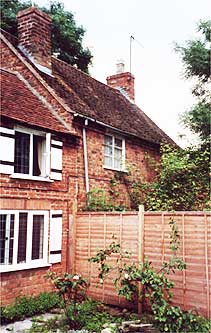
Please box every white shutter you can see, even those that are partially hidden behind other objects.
[0,127,15,174]
[49,210,62,263]
[50,139,63,180]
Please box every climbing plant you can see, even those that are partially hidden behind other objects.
[89,220,210,332]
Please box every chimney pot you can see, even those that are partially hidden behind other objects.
[106,61,135,101]
[116,60,125,74]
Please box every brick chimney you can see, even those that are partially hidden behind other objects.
[17,7,51,70]
[106,61,135,101]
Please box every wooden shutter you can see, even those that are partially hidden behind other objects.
[0,127,15,174]
[49,210,62,263]
[50,139,63,180]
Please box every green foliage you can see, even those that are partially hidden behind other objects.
[175,20,211,143]
[29,299,125,332]
[106,144,210,211]
[0,292,61,324]
[45,271,88,318]
[89,221,211,332]
[145,144,210,211]
[86,187,126,211]
[66,299,122,331]
[175,20,210,81]
[0,0,92,72]
[181,102,211,142]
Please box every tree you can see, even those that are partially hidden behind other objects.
[0,0,92,73]
[175,20,211,144]
[145,21,211,211]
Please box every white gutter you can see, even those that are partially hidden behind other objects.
[74,112,160,146]
[82,119,89,193]
[74,112,132,137]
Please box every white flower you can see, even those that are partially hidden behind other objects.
[73,275,80,280]
[100,278,104,284]
[124,273,129,279]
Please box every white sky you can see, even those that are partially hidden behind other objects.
[34,0,210,147]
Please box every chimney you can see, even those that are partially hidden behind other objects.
[17,7,51,70]
[106,61,135,101]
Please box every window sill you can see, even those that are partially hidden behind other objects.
[10,174,53,182]
[0,262,51,273]
[103,166,127,173]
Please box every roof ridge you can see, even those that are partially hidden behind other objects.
[52,56,130,99]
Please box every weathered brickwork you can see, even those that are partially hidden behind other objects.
[106,72,135,101]
[0,37,77,133]
[17,7,52,69]
[0,23,161,305]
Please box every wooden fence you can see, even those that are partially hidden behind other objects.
[74,210,211,318]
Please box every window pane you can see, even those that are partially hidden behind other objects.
[0,215,6,264]
[15,132,30,174]
[104,145,112,156]
[17,213,28,263]
[0,214,14,265]
[114,148,122,160]
[9,215,14,264]
[33,135,43,176]
[114,148,122,169]
[104,135,112,146]
[114,159,121,169]
[32,215,44,260]
[114,138,122,148]
[104,156,112,168]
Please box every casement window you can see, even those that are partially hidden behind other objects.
[14,130,47,177]
[0,210,48,272]
[0,126,63,181]
[104,134,125,171]
[0,210,62,273]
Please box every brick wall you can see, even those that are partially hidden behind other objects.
[106,72,135,101]
[0,35,161,305]
[17,7,52,69]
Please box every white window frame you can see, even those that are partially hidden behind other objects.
[0,210,49,273]
[103,134,126,171]
[10,126,52,182]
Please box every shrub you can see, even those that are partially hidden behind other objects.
[66,299,122,331]
[0,292,61,324]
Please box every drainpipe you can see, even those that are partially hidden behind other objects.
[82,119,90,193]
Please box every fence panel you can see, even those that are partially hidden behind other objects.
[74,211,211,318]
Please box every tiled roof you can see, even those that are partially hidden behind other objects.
[1,69,70,134]
[1,29,175,145]
[44,57,175,145]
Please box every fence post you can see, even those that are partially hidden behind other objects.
[138,205,144,314]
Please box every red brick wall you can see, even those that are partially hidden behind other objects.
[0,36,161,305]
[76,126,160,210]
[0,143,78,305]
[17,7,51,69]
[106,72,135,101]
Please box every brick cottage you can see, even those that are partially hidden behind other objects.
[0,7,174,305]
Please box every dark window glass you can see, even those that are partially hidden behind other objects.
[9,215,14,264]
[17,213,28,263]
[14,132,30,174]
[32,215,44,260]
[0,215,6,264]
[0,214,14,265]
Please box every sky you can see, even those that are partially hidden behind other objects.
[34,0,210,147]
